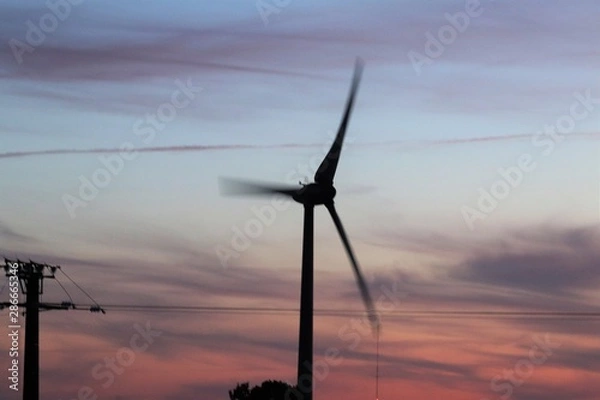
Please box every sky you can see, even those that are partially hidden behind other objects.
[0,0,599,399]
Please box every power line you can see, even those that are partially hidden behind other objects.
[3,270,598,319]
[54,275,74,305]
[58,267,102,308]
[375,324,380,400]
[34,304,600,319]
[2,274,598,319]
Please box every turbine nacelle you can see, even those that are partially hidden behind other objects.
[293,183,336,205]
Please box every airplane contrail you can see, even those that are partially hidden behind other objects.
[1,132,597,159]
[0,144,320,159]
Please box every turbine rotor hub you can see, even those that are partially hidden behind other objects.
[293,183,336,205]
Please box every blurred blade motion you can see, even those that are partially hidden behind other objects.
[219,177,300,198]
[325,202,380,332]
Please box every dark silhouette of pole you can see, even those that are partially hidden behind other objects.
[24,270,40,400]
[4,260,52,400]
[297,204,314,400]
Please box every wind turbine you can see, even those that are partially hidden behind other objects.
[219,58,379,399]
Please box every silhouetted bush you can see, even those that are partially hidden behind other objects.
[229,380,299,400]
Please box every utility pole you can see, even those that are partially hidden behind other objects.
[4,259,56,400]
[2,258,105,400]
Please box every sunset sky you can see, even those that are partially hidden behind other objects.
[1,0,599,399]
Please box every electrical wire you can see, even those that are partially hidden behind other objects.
[4,260,599,320]
[375,323,380,400]
[58,267,101,307]
[4,271,600,320]
[54,276,74,305]
[39,304,600,318]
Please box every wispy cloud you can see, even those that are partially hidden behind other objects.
[370,224,600,314]
[0,220,37,244]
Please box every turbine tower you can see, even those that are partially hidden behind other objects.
[220,58,379,400]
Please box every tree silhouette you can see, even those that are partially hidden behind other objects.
[229,380,299,400]
[229,382,251,400]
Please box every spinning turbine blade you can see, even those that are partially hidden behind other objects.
[314,57,364,185]
[325,202,380,331]
[219,177,299,198]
